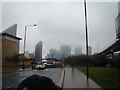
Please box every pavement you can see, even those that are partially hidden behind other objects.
[63,66,102,89]
[2,68,63,90]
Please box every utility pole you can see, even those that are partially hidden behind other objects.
[84,0,89,81]
[23,26,27,70]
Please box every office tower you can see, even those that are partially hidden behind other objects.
[49,49,57,59]
[60,45,71,59]
[75,47,82,56]
[55,50,61,60]
[88,46,92,55]
[35,41,42,63]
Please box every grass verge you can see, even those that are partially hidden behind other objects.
[2,66,22,72]
[77,66,118,88]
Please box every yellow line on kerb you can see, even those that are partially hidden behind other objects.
[58,69,65,88]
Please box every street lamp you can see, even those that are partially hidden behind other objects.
[23,24,37,70]
[84,0,89,81]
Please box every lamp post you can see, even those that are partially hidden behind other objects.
[84,0,89,81]
[23,24,37,70]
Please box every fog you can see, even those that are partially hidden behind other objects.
[1,2,118,57]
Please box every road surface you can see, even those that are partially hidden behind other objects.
[2,68,62,90]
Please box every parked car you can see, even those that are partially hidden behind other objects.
[36,63,46,70]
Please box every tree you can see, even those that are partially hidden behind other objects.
[6,53,22,63]
[65,55,108,67]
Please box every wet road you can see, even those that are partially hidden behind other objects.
[2,68,62,89]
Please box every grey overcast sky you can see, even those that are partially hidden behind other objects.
[1,1,118,57]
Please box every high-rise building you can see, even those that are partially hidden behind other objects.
[49,49,57,59]
[60,45,71,59]
[55,50,62,60]
[75,47,82,56]
[47,49,62,60]
[35,41,42,63]
[88,46,92,55]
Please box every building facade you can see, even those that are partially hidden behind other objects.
[35,41,42,63]
[1,33,21,66]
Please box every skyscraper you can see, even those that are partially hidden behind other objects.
[61,45,71,59]
[75,47,82,56]
[49,49,57,59]
[88,46,92,55]
[47,49,61,60]
[35,41,42,63]
[55,50,61,60]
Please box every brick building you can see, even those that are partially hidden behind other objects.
[1,33,21,66]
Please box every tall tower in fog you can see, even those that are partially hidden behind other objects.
[35,41,42,63]
[49,49,57,59]
[75,47,82,56]
[60,45,71,59]
[88,46,92,55]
